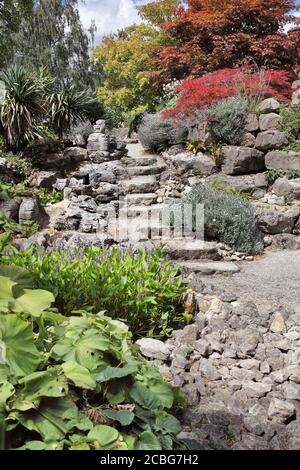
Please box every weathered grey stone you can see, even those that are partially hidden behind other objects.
[258,98,281,114]
[87,161,128,186]
[259,113,281,131]
[136,338,170,360]
[18,197,40,224]
[245,113,259,132]
[243,416,265,436]
[254,172,268,188]
[94,182,120,203]
[272,177,292,197]
[221,146,265,175]
[71,195,98,213]
[243,381,272,398]
[268,399,296,423]
[64,147,88,162]
[292,89,300,107]
[255,131,288,151]
[166,152,217,176]
[284,383,300,400]
[257,208,298,234]
[0,199,20,221]
[270,312,287,333]
[265,151,300,171]
[292,80,300,90]
[240,132,255,147]
[199,359,221,381]
[285,365,300,383]
[270,233,300,250]
[240,359,260,370]
[87,133,110,152]
[122,176,159,194]
[29,170,61,189]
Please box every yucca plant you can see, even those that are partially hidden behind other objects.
[48,86,96,140]
[0,65,47,150]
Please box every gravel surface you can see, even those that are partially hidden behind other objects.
[196,250,300,310]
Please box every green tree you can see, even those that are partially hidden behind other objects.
[93,0,180,126]
[0,0,32,69]
[12,0,91,86]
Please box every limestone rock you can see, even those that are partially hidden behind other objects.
[0,199,19,221]
[136,338,170,360]
[265,151,300,171]
[272,177,292,197]
[18,197,40,224]
[64,147,88,162]
[240,132,255,147]
[245,113,259,132]
[258,98,281,114]
[165,152,217,176]
[292,89,300,107]
[255,131,288,152]
[268,399,296,423]
[270,312,286,333]
[29,170,61,189]
[221,146,265,175]
[257,208,298,234]
[259,113,281,131]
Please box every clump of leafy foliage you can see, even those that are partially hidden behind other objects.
[0,265,184,450]
[0,182,62,207]
[182,184,263,254]
[280,106,300,152]
[0,210,39,239]
[5,244,186,338]
[265,169,300,184]
[138,113,188,153]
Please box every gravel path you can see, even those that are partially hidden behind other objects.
[196,250,300,310]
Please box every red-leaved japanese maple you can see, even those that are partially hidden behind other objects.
[164,68,292,118]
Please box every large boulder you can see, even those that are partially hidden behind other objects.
[255,131,288,151]
[19,197,40,224]
[89,161,128,186]
[87,133,110,152]
[265,151,300,171]
[28,170,61,189]
[63,147,88,162]
[0,199,20,221]
[221,146,265,175]
[257,208,299,234]
[259,113,281,131]
[240,132,255,147]
[258,98,281,114]
[165,152,217,176]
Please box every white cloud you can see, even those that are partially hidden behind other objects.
[79,0,147,44]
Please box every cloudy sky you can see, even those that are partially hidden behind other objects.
[79,0,300,46]
[78,0,148,44]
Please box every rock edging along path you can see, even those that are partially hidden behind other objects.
[137,279,300,450]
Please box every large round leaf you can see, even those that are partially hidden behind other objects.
[0,314,41,377]
[13,288,55,317]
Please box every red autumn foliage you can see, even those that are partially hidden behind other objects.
[151,0,300,87]
[164,68,292,119]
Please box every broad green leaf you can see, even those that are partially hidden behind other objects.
[0,275,16,301]
[87,425,119,447]
[63,409,93,432]
[70,442,90,450]
[135,431,162,450]
[0,314,41,377]
[19,368,68,400]
[18,396,75,442]
[155,411,181,435]
[14,288,55,317]
[129,383,161,410]
[96,364,136,383]
[62,362,96,389]
[149,382,174,409]
[158,434,173,450]
[0,381,14,403]
[0,265,34,289]
[103,409,135,426]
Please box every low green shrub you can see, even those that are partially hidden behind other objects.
[265,169,300,184]
[281,106,300,152]
[182,184,263,254]
[138,113,188,153]
[0,182,63,207]
[4,244,186,338]
[208,177,250,199]
[201,97,248,146]
[0,210,39,238]
[36,188,63,206]
[0,266,184,451]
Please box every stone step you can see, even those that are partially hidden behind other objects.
[122,156,157,167]
[176,260,240,275]
[122,176,160,194]
[124,193,158,206]
[122,204,165,218]
[161,239,221,261]
[127,164,165,177]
